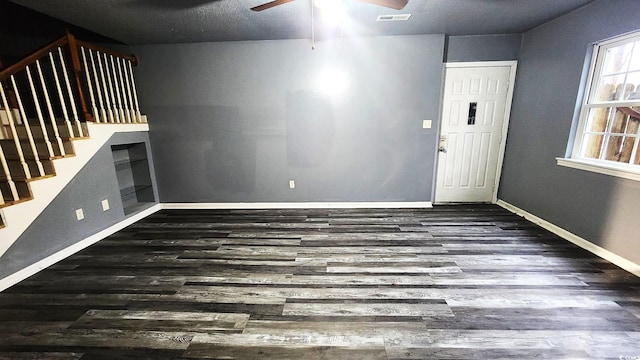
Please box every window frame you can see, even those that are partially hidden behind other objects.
[561,30,640,179]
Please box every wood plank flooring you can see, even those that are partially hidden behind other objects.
[1,204,639,359]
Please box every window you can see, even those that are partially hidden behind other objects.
[562,31,640,180]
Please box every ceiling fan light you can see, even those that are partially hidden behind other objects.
[314,0,343,10]
[314,0,345,25]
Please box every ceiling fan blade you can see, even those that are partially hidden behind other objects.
[251,0,296,11]
[355,0,408,10]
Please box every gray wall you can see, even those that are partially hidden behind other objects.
[499,0,640,265]
[134,35,444,203]
[0,132,158,279]
[445,34,522,62]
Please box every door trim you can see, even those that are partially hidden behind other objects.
[434,61,518,204]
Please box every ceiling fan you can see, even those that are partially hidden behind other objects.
[251,0,408,11]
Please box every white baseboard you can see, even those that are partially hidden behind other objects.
[496,199,640,277]
[0,203,162,292]
[0,201,430,291]
[162,202,433,210]
[4,199,637,292]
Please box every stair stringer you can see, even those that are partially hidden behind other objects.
[0,122,150,257]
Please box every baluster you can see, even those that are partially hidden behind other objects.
[96,52,113,123]
[0,82,31,179]
[103,53,118,123]
[122,58,135,123]
[11,75,45,177]
[127,59,142,122]
[65,33,91,123]
[81,47,100,123]
[58,47,84,137]
[117,58,131,123]
[116,57,131,122]
[110,55,124,123]
[49,52,74,139]
[26,65,55,158]
[0,183,5,205]
[0,140,18,201]
[88,49,106,122]
[36,59,65,157]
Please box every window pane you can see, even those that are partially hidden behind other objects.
[582,107,640,162]
[596,74,625,100]
[612,107,640,134]
[630,41,640,71]
[601,42,633,75]
[586,107,611,132]
[582,134,604,159]
[624,71,640,99]
[604,135,636,163]
[587,106,640,133]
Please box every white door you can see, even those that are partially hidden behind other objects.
[435,63,515,203]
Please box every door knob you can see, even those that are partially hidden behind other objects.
[439,136,447,153]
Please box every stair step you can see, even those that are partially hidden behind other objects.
[0,179,32,205]
[0,159,56,181]
[0,138,75,160]
[0,195,33,209]
[12,122,89,140]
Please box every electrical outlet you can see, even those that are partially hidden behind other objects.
[75,208,84,221]
[289,180,295,189]
[101,199,110,211]
[422,120,432,129]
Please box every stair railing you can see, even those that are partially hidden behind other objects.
[76,39,141,124]
[0,33,141,205]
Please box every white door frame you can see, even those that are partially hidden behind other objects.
[434,60,518,204]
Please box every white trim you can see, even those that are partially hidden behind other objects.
[0,204,162,292]
[445,61,517,68]
[493,61,518,203]
[5,198,638,293]
[436,60,518,204]
[571,44,599,158]
[162,202,433,210]
[556,157,640,182]
[597,28,640,46]
[496,199,640,277]
[571,30,640,159]
[0,201,430,291]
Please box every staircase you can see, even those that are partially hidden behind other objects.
[0,34,145,242]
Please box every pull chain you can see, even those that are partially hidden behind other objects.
[311,0,316,50]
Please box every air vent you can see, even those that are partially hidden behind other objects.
[376,14,411,21]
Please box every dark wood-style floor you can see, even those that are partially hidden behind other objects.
[1,204,639,359]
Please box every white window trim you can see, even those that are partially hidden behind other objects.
[557,157,640,181]
[560,29,640,180]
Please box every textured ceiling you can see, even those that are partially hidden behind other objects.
[10,0,597,45]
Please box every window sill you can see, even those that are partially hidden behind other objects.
[556,157,640,182]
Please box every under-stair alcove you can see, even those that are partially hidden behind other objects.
[111,142,154,215]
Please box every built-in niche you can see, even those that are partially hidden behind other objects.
[111,142,154,215]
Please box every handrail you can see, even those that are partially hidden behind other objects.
[0,35,137,81]
[0,32,141,124]
[76,40,138,66]
[0,37,69,81]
